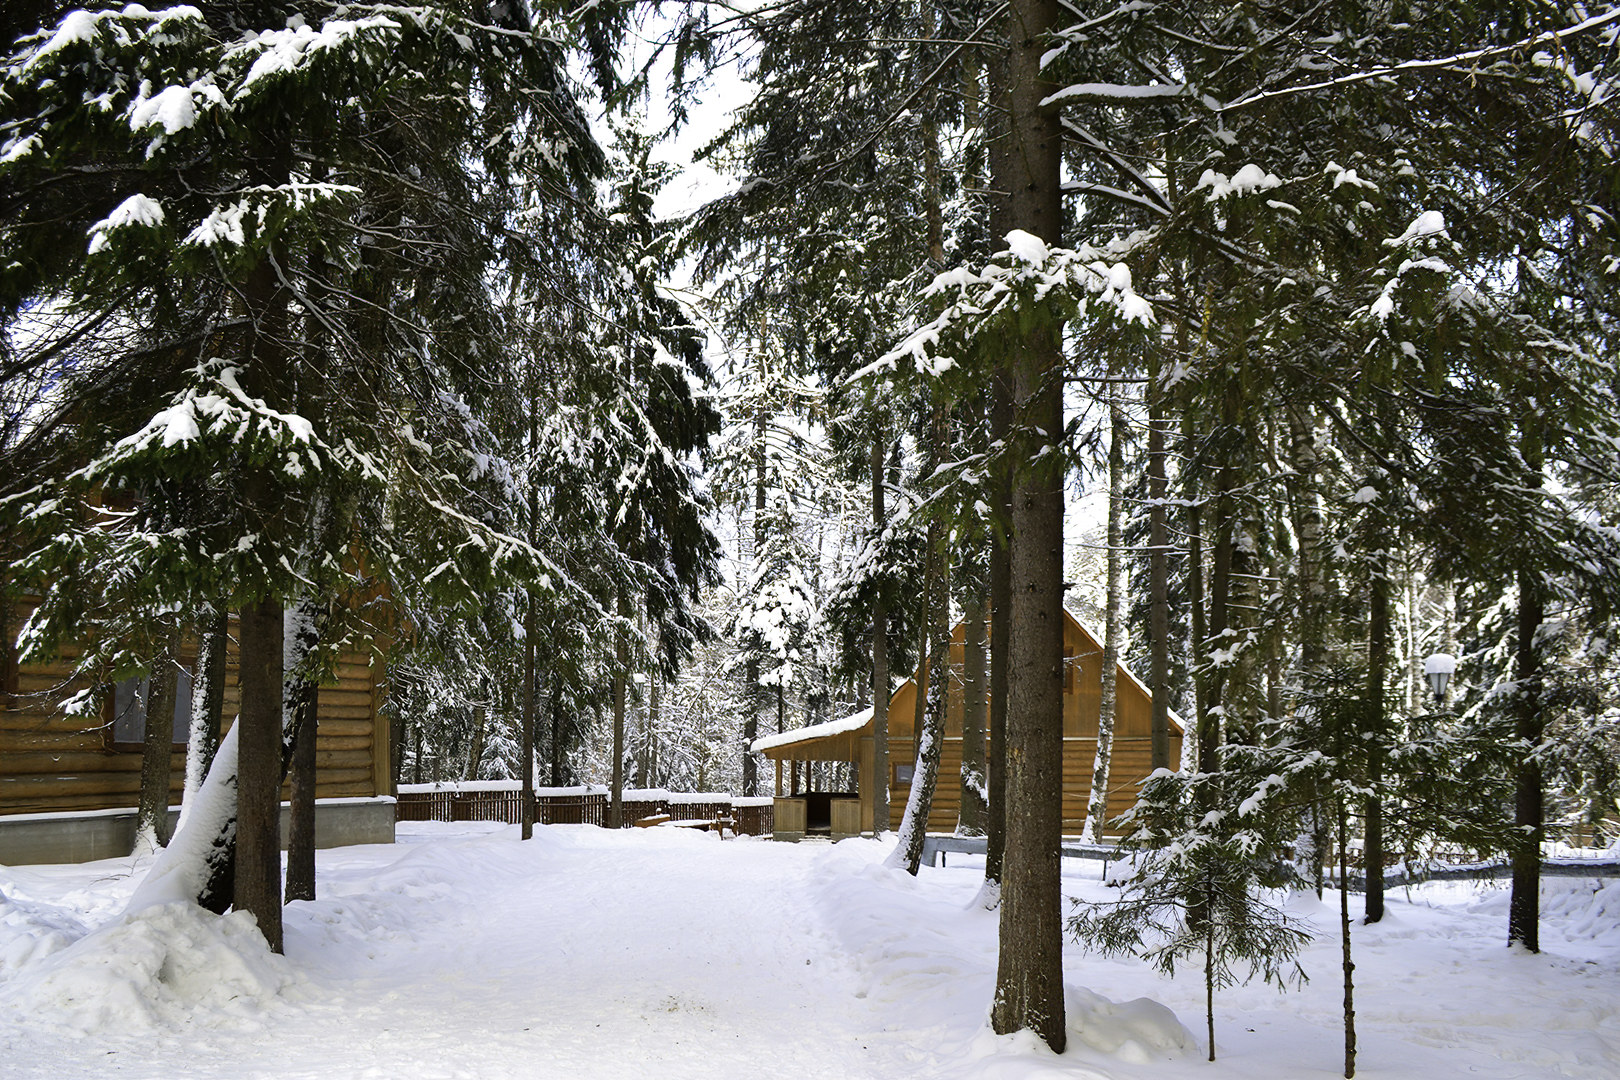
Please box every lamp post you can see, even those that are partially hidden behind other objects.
[1423,653,1457,705]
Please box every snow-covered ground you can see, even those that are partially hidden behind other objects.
[2,823,1617,1079]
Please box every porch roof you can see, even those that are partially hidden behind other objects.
[751,707,873,761]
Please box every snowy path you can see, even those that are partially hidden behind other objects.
[5,823,1620,1079]
[0,825,951,1080]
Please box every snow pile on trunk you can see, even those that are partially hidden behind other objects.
[0,901,294,1034]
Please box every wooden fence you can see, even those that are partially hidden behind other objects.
[395,787,771,835]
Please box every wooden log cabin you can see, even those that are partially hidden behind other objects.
[0,604,395,865]
[754,608,1183,841]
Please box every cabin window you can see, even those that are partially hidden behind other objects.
[894,763,914,785]
[108,667,194,750]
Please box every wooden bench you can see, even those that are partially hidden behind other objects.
[671,816,735,838]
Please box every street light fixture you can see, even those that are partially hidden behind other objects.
[1423,653,1457,704]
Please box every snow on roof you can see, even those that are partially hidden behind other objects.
[751,706,873,754]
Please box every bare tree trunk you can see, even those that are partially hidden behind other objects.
[284,600,321,904]
[1147,352,1172,772]
[183,608,228,811]
[610,594,629,829]
[1364,555,1389,924]
[134,629,182,854]
[1083,379,1126,843]
[1339,797,1358,1078]
[1286,404,1329,894]
[467,705,487,782]
[647,667,660,788]
[236,596,285,952]
[985,321,1013,896]
[958,573,989,836]
[549,680,565,788]
[1509,565,1545,952]
[989,0,1066,1046]
[521,591,535,840]
[870,433,890,835]
[892,408,951,874]
[1188,497,1209,771]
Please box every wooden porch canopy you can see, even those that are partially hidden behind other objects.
[752,706,872,765]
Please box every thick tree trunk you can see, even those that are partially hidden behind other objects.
[989,0,1066,1046]
[1509,566,1545,952]
[236,596,285,953]
[134,629,181,854]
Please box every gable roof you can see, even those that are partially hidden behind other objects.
[752,608,1182,759]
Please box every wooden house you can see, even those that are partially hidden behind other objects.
[755,609,1183,841]
[0,606,395,865]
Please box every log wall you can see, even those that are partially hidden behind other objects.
[882,612,1181,837]
[1,609,387,817]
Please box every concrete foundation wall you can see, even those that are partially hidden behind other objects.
[0,797,396,866]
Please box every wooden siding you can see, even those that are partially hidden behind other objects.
[1,608,388,817]
[882,611,1181,837]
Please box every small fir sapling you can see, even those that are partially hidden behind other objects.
[1068,761,1311,1063]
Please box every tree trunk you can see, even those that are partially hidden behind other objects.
[236,596,285,953]
[1286,404,1330,894]
[1204,467,1235,769]
[891,555,950,874]
[183,608,228,813]
[1363,556,1389,924]
[521,590,536,840]
[1188,498,1209,772]
[1083,379,1126,843]
[550,679,565,788]
[610,595,629,829]
[1147,352,1172,772]
[989,0,1066,1046]
[1340,797,1358,1078]
[647,668,660,789]
[871,434,890,835]
[892,409,951,874]
[1509,566,1545,952]
[958,575,989,836]
[984,291,1013,897]
[134,629,181,854]
[283,600,321,905]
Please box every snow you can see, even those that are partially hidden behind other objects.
[85,193,166,255]
[1386,210,1450,247]
[1195,164,1283,201]
[1004,228,1051,265]
[3,824,1620,1078]
[128,84,201,135]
